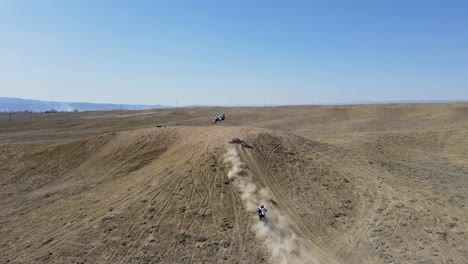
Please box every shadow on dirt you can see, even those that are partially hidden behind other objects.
[228,138,253,149]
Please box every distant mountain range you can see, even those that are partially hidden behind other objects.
[0,98,171,112]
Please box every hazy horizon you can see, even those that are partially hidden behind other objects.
[1,1,467,105]
[2,96,468,111]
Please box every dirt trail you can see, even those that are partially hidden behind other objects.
[225,147,322,264]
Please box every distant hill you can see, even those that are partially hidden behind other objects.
[0,98,171,112]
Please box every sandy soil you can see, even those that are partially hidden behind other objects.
[0,104,467,263]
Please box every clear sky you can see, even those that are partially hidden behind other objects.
[1,0,467,106]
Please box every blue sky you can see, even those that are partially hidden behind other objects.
[0,0,467,106]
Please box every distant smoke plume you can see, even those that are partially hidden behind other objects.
[224,148,319,264]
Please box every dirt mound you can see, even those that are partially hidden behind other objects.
[0,127,328,263]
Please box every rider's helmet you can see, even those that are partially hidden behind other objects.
[260,205,264,208]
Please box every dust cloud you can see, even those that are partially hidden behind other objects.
[225,147,319,264]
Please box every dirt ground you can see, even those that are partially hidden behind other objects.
[0,104,467,263]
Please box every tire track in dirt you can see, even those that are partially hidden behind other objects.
[166,152,208,263]
[224,147,320,264]
[102,181,173,264]
[240,141,330,256]
[6,176,166,263]
[7,129,180,261]
[117,176,183,264]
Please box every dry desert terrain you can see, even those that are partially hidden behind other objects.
[1,104,467,264]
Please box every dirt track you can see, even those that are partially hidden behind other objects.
[0,104,467,263]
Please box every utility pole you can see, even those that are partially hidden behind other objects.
[120,104,122,116]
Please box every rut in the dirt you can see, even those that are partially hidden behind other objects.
[224,147,318,264]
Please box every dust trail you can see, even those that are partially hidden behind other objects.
[224,147,319,264]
